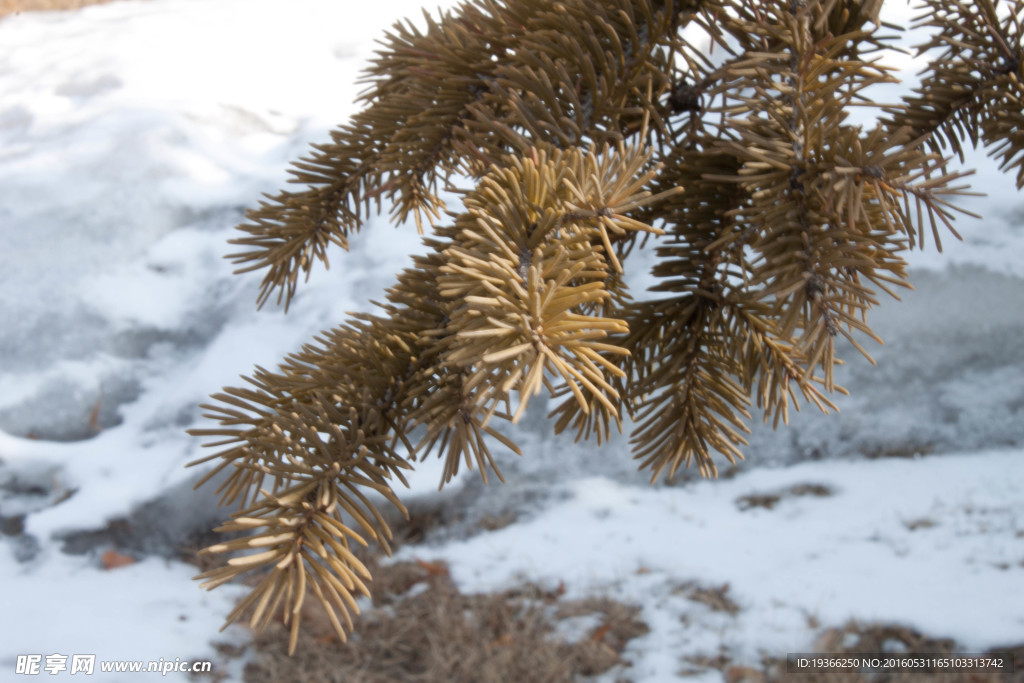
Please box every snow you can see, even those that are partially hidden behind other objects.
[0,1,1022,681]
[1,550,250,663]
[408,451,1024,679]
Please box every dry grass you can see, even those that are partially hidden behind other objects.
[242,555,648,683]
[676,619,1022,683]
[736,482,834,511]
[192,507,1023,683]
[0,0,122,18]
[196,501,1024,683]
[753,621,1024,683]
[196,502,647,682]
[675,581,741,616]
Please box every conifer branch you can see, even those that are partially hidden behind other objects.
[884,0,1024,185]
[190,0,1022,651]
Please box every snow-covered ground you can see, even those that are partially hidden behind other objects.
[0,1,1022,681]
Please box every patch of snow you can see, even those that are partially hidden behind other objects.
[406,450,1024,676]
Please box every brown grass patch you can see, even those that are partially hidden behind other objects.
[673,580,741,616]
[478,511,517,531]
[736,483,833,511]
[757,621,1024,683]
[201,498,648,682]
[0,0,123,18]
[674,620,1022,683]
[862,443,936,460]
[902,518,937,531]
[241,556,648,683]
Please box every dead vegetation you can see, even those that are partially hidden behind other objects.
[746,621,1022,683]
[736,483,834,511]
[192,488,1022,682]
[0,0,122,18]
[188,499,647,682]
[219,578,1024,683]
[241,555,648,683]
[771,620,1022,683]
[902,518,938,532]
[673,580,741,616]
[862,444,937,460]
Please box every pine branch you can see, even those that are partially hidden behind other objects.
[884,0,1024,185]
[192,141,675,641]
[228,0,717,312]
[189,0,1014,652]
